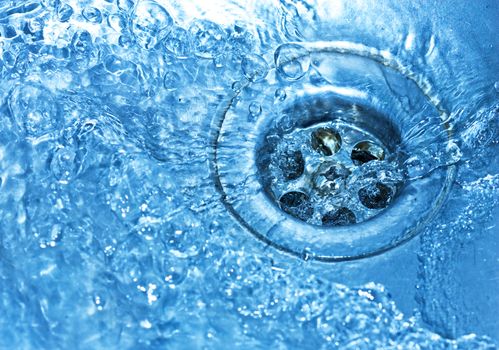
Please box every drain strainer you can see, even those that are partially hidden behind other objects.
[211,42,456,262]
[259,103,404,227]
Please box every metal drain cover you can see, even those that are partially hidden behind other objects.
[211,42,456,262]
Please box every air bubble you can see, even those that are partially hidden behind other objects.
[8,84,59,137]
[93,292,106,311]
[494,81,499,92]
[28,18,44,33]
[275,88,287,101]
[274,43,310,81]
[2,51,16,69]
[118,34,133,48]
[228,24,255,57]
[117,0,133,11]
[231,81,243,92]
[358,182,393,209]
[57,3,73,23]
[104,55,133,75]
[50,147,78,184]
[164,71,181,91]
[164,26,193,59]
[107,14,126,32]
[82,7,102,24]
[71,30,93,57]
[241,54,269,82]
[321,164,350,181]
[248,102,262,117]
[189,20,226,58]
[130,0,173,50]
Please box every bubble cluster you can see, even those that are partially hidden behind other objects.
[189,20,226,58]
[164,26,193,58]
[130,0,173,50]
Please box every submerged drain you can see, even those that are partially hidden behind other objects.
[212,42,456,262]
[261,106,403,227]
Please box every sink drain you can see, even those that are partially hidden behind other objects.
[211,42,456,262]
[259,102,404,227]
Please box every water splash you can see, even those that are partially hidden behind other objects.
[0,0,497,348]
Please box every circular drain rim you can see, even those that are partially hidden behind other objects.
[210,42,456,262]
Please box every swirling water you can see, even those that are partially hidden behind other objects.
[0,0,497,349]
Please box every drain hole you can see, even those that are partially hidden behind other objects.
[311,128,341,156]
[322,207,356,226]
[279,191,314,220]
[351,141,385,165]
[278,150,305,180]
[358,182,393,209]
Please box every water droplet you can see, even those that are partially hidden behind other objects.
[28,18,44,33]
[118,34,133,48]
[107,14,126,32]
[241,53,269,82]
[445,141,462,164]
[164,26,193,59]
[248,102,262,117]
[274,43,310,81]
[274,88,287,101]
[164,71,181,91]
[50,146,78,184]
[93,293,106,311]
[131,0,173,50]
[8,84,59,137]
[301,247,314,261]
[57,3,73,23]
[71,30,93,57]
[189,20,226,58]
[228,24,255,57]
[117,0,133,11]
[82,7,102,24]
[231,80,243,92]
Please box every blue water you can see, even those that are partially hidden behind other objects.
[0,0,497,348]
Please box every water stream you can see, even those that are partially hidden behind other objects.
[0,0,497,348]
